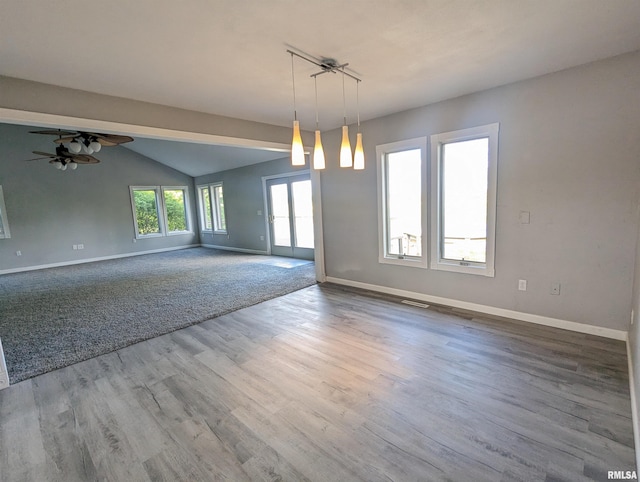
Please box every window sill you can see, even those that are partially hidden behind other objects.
[430,260,494,277]
[379,255,427,269]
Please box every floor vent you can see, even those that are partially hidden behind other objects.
[0,337,9,390]
[401,299,431,309]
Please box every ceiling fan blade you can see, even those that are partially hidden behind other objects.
[32,151,57,157]
[91,133,134,145]
[53,137,78,144]
[71,154,100,164]
[29,129,77,137]
[23,156,54,162]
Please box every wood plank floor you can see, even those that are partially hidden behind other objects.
[0,283,635,481]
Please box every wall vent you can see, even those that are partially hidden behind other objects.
[0,337,9,390]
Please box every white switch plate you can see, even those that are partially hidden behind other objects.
[518,279,527,291]
[551,282,561,295]
[519,211,530,224]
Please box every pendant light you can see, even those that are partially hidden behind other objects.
[339,68,353,168]
[290,53,305,166]
[353,80,365,170]
[313,76,326,170]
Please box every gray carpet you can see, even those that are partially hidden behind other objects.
[0,247,316,384]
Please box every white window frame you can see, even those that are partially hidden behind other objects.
[161,186,192,235]
[197,182,227,234]
[430,123,499,277]
[197,185,213,232]
[130,185,192,239]
[130,186,165,239]
[0,186,11,239]
[376,137,428,268]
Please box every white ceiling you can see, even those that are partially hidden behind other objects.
[2,0,640,175]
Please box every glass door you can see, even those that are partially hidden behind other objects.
[266,174,314,260]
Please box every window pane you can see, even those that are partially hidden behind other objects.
[292,180,314,249]
[164,189,187,232]
[133,190,160,235]
[387,149,422,257]
[214,185,226,231]
[200,187,212,230]
[270,184,291,247]
[442,138,488,263]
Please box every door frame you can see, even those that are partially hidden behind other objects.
[261,169,325,279]
[265,173,313,260]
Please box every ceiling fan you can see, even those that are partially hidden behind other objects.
[30,129,134,155]
[24,144,100,171]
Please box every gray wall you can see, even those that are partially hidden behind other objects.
[0,123,198,271]
[630,210,640,462]
[195,157,307,252]
[320,50,640,331]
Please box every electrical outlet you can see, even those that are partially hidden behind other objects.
[15,250,21,256]
[260,235,265,241]
[73,244,78,250]
[518,279,527,291]
[550,282,561,295]
[78,244,84,250]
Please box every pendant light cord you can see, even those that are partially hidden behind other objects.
[342,68,347,126]
[314,76,320,129]
[291,53,298,121]
[356,80,361,132]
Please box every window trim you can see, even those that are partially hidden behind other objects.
[197,182,227,234]
[211,182,227,234]
[130,185,193,239]
[376,137,428,268]
[0,185,11,239]
[429,123,499,277]
[197,184,213,232]
[161,186,192,236]
[130,186,165,239]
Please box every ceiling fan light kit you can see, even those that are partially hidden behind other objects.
[287,49,364,171]
[25,130,133,171]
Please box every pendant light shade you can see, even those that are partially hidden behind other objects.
[340,126,352,168]
[353,132,364,170]
[313,130,325,170]
[291,120,305,166]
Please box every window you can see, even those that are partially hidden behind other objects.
[430,123,498,276]
[130,185,192,239]
[377,137,427,267]
[162,187,190,234]
[131,187,163,238]
[197,182,227,234]
[0,186,11,239]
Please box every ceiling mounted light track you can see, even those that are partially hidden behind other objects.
[287,49,364,171]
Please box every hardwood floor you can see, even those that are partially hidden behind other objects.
[0,283,635,481]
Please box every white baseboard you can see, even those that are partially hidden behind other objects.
[326,276,628,341]
[200,244,268,255]
[0,245,200,275]
[0,337,9,390]
[627,340,640,471]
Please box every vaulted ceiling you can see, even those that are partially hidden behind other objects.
[2,0,639,175]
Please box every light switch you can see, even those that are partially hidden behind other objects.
[519,211,530,224]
